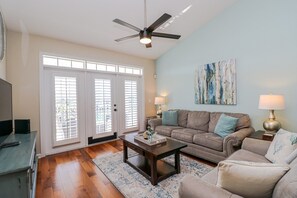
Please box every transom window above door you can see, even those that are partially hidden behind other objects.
[42,54,143,75]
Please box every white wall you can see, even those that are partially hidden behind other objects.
[6,30,156,153]
[0,19,6,79]
[0,52,5,79]
[156,0,297,131]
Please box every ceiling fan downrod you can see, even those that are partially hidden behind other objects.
[144,0,147,28]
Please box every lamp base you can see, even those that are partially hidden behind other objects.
[156,110,162,118]
[263,119,281,133]
[156,105,162,118]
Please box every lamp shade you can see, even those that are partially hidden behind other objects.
[154,97,165,105]
[258,95,285,110]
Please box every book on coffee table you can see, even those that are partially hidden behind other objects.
[134,134,167,146]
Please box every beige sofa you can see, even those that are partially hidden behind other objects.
[178,138,297,198]
[148,110,254,163]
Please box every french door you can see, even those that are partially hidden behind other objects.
[86,73,117,141]
[40,69,143,155]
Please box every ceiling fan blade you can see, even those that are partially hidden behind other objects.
[152,32,181,39]
[145,43,152,48]
[115,34,139,42]
[147,13,171,32]
[113,19,141,32]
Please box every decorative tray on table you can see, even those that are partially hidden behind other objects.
[134,133,167,146]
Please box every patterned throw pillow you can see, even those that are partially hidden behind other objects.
[265,129,297,164]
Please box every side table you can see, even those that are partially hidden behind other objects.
[249,130,275,141]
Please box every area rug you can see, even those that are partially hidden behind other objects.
[93,151,214,198]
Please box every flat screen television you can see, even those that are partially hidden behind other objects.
[0,78,13,142]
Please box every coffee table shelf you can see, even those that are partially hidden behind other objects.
[126,154,176,183]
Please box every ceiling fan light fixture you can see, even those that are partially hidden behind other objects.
[140,37,151,44]
[140,31,151,44]
[113,0,181,48]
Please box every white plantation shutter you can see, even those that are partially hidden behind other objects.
[54,76,79,144]
[95,79,112,134]
[125,80,138,129]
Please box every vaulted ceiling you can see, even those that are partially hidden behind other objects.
[0,0,237,59]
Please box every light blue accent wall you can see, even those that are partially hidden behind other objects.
[156,0,297,131]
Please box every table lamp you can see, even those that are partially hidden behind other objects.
[258,94,285,133]
[155,97,165,118]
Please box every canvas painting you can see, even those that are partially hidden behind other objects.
[195,59,236,105]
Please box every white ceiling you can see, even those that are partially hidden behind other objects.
[0,0,237,60]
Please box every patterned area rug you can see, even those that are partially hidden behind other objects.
[93,150,213,198]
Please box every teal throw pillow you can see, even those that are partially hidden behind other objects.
[214,114,239,138]
[162,111,178,126]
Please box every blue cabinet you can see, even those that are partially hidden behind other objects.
[0,132,37,198]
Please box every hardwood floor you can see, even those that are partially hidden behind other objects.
[36,140,215,198]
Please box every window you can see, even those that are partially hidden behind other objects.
[43,56,58,66]
[42,55,143,76]
[95,79,112,134]
[119,66,143,75]
[124,80,138,129]
[54,76,78,144]
[72,60,84,69]
[86,62,97,70]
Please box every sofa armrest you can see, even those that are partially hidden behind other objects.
[223,127,255,156]
[178,175,243,198]
[242,138,271,156]
[148,118,162,130]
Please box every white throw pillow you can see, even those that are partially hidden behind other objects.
[265,129,297,163]
[217,160,290,198]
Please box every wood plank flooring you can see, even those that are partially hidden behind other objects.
[36,140,215,198]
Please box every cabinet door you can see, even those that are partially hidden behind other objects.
[0,171,29,198]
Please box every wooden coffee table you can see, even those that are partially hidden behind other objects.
[119,134,187,185]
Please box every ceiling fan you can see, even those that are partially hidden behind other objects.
[113,0,181,48]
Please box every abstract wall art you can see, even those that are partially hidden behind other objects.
[194,59,236,105]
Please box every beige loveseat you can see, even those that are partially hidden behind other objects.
[178,138,297,198]
[148,110,254,163]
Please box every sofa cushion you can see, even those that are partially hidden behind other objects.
[179,175,242,198]
[193,133,223,151]
[228,149,272,163]
[273,157,297,198]
[217,160,290,198]
[265,129,297,164]
[202,149,272,185]
[186,111,210,131]
[214,114,239,138]
[171,128,205,143]
[155,125,183,137]
[177,110,189,127]
[209,112,251,133]
[285,148,297,164]
[162,111,178,126]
